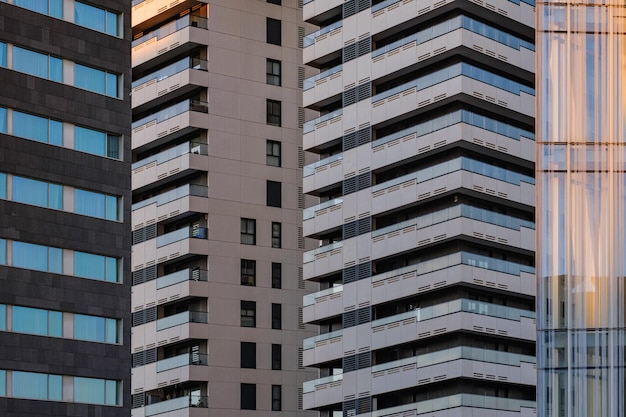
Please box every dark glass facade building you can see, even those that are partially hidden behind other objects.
[0,1,131,416]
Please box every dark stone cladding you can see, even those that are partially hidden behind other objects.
[0,2,131,416]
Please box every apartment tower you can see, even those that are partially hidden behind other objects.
[537,1,626,416]
[130,1,316,415]
[0,1,131,416]
[301,0,536,416]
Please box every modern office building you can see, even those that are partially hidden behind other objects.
[301,0,536,416]
[0,1,131,416]
[129,1,317,415]
[537,1,626,416]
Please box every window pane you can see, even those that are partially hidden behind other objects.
[105,257,118,282]
[48,310,62,337]
[74,251,105,280]
[105,380,117,405]
[12,371,49,400]
[106,72,118,97]
[75,2,106,33]
[49,247,62,274]
[0,108,6,133]
[13,111,49,143]
[0,173,6,199]
[75,126,106,156]
[105,318,118,343]
[12,306,49,335]
[0,43,6,67]
[49,183,62,209]
[49,56,62,82]
[74,314,105,342]
[50,0,63,18]
[50,120,63,146]
[14,0,48,15]
[106,11,119,36]
[12,176,49,208]
[106,134,120,158]
[75,64,105,94]
[0,305,5,331]
[48,375,62,401]
[13,241,49,271]
[0,239,5,265]
[75,189,105,218]
[13,47,49,79]
[0,370,5,396]
[105,195,118,221]
[74,376,105,404]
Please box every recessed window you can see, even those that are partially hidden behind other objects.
[241,301,256,327]
[241,342,256,368]
[13,46,62,82]
[271,263,282,289]
[266,59,281,86]
[272,385,282,411]
[241,383,256,410]
[13,0,63,18]
[267,0,281,4]
[74,64,119,97]
[272,303,282,329]
[241,259,256,286]
[272,222,282,248]
[74,2,120,37]
[266,140,281,167]
[266,18,281,45]
[241,218,256,245]
[267,181,282,208]
[267,100,281,126]
[271,344,281,370]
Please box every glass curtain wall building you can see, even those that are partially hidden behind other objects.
[537,1,626,416]
[301,0,537,416]
[0,0,131,416]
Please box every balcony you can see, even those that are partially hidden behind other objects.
[156,311,208,331]
[132,99,209,152]
[157,268,208,289]
[132,184,208,212]
[156,352,208,372]
[132,57,209,113]
[144,394,208,417]
[133,14,208,72]
[132,141,209,192]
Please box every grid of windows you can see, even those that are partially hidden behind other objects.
[272,222,282,248]
[241,301,256,327]
[241,218,256,245]
[266,100,282,126]
[266,140,281,167]
[266,59,281,86]
[241,259,256,286]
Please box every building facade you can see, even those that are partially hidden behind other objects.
[537,1,626,416]
[301,0,536,416]
[0,1,131,416]
[130,0,317,415]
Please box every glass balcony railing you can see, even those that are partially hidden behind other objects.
[303,285,343,306]
[303,109,342,134]
[132,14,208,48]
[156,310,208,331]
[303,20,343,48]
[303,241,343,263]
[303,373,343,393]
[157,268,208,289]
[156,352,208,372]
[132,57,208,89]
[132,141,208,170]
[132,98,208,129]
[303,65,343,91]
[371,394,535,417]
[132,183,208,211]
[303,328,342,350]
[156,226,207,248]
[303,198,343,220]
[145,394,208,416]
[303,154,342,177]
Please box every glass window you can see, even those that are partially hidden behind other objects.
[74,64,118,97]
[74,314,118,343]
[271,263,281,289]
[241,301,256,327]
[74,2,119,36]
[267,181,281,207]
[241,342,256,368]
[12,47,62,82]
[266,18,281,45]
[272,303,281,329]
[12,372,61,401]
[0,108,6,133]
[240,218,256,245]
[14,0,62,18]
[12,176,62,210]
[266,140,281,167]
[74,189,118,220]
[271,343,281,370]
[13,111,52,144]
[0,239,5,265]
[266,99,281,126]
[0,173,6,199]
[0,305,6,331]
[272,385,281,411]
[75,126,120,158]
[0,370,5,396]
[12,306,61,337]
[241,259,256,286]
[12,241,62,273]
[0,43,6,67]
[266,59,281,86]
[271,222,281,248]
[241,383,256,410]
[74,251,119,282]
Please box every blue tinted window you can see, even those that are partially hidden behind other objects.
[0,43,6,67]
[74,251,105,280]
[0,305,5,331]
[75,64,118,97]
[12,306,48,335]
[12,241,49,272]
[0,173,6,199]
[74,377,118,405]
[49,247,62,274]
[49,56,62,82]
[0,370,5,396]
[50,120,62,146]
[49,310,62,337]
[13,47,57,80]
[75,189,105,218]
[12,176,62,210]
[75,126,106,156]
[14,0,62,18]
[13,112,50,143]
[0,108,6,133]
[106,195,118,220]
[74,2,119,36]
[12,371,49,400]
[48,375,62,400]
[106,11,119,36]
[105,318,117,343]
[0,239,5,265]
[74,314,107,342]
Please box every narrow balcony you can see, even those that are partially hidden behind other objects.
[157,268,208,289]
[156,311,208,331]
[156,352,208,372]
[144,393,208,417]
[156,225,207,248]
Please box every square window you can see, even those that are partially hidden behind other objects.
[272,303,281,330]
[266,100,281,126]
[241,383,256,410]
[271,344,281,370]
[266,59,281,86]
[272,222,281,248]
[241,218,256,245]
[241,259,256,286]
[241,301,256,327]
[266,140,281,167]
[267,181,282,208]
[241,342,256,368]
[272,385,281,411]
[266,18,281,45]
[271,263,282,289]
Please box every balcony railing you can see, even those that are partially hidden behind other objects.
[303,65,342,91]
[303,20,343,48]
[156,310,208,331]
[132,14,208,48]
[157,268,208,289]
[303,109,342,134]
[156,352,208,372]
[132,98,208,129]
[303,328,342,350]
[303,198,342,220]
[145,394,208,416]
[132,183,208,211]
[303,154,342,177]
[156,226,208,248]
[132,57,208,89]
[303,285,343,306]
[303,373,343,393]
[132,141,208,170]
[303,241,342,263]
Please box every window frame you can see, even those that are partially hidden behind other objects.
[240,383,256,410]
[266,140,281,167]
[240,301,256,328]
[271,344,282,370]
[266,59,281,86]
[271,303,282,330]
[241,259,256,286]
[266,99,282,126]
[271,385,281,411]
[240,218,256,245]
[266,180,282,208]
[271,263,282,289]
[266,18,282,45]
[271,222,282,248]
[240,342,256,369]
